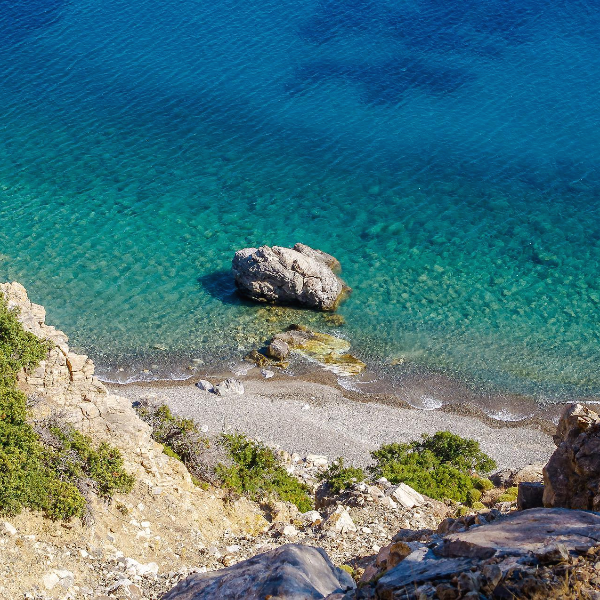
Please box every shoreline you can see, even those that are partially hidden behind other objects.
[95,348,577,428]
[107,364,557,471]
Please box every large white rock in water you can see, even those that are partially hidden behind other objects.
[161,544,355,600]
[232,244,348,311]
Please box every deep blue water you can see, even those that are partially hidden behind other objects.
[1,0,600,402]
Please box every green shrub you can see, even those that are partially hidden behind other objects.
[474,477,495,492]
[455,505,471,517]
[369,432,497,503]
[413,432,497,473]
[0,295,134,520]
[497,493,517,503]
[0,295,51,384]
[217,433,313,512]
[472,501,486,511]
[497,487,518,503]
[318,458,366,494]
[162,444,183,461]
[48,425,135,499]
[136,401,219,485]
[466,488,482,506]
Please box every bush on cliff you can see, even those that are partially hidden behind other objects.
[136,401,314,511]
[217,433,314,512]
[0,295,134,520]
[317,458,366,494]
[370,431,497,503]
[135,400,222,486]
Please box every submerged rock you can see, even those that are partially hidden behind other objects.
[273,325,365,376]
[268,337,290,361]
[245,325,365,376]
[543,403,600,510]
[161,544,355,600]
[232,244,349,311]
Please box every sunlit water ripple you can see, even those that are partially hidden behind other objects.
[1,0,600,405]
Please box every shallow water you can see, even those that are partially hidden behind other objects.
[1,0,599,401]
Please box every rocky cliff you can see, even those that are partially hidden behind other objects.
[0,282,267,599]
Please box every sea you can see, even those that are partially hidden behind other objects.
[1,0,599,415]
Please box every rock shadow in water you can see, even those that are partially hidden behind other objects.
[198,270,253,307]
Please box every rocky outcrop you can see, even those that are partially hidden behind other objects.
[433,508,600,560]
[543,403,600,510]
[160,508,600,600]
[0,282,269,599]
[161,544,355,600]
[232,244,349,311]
[370,508,600,599]
[0,282,150,454]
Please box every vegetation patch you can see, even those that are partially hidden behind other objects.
[498,486,518,503]
[0,295,134,520]
[136,401,221,485]
[473,477,495,492]
[317,457,366,494]
[137,401,314,511]
[217,433,313,512]
[369,431,497,503]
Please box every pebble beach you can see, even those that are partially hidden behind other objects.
[111,368,554,471]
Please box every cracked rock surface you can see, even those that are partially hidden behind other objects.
[232,244,348,311]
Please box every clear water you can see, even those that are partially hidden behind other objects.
[1,0,600,400]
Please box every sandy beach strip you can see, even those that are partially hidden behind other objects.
[109,369,554,471]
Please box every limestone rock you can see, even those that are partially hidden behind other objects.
[292,243,341,272]
[215,379,245,396]
[161,544,355,600]
[543,403,600,509]
[517,481,545,510]
[513,463,544,484]
[376,554,473,597]
[232,244,348,311]
[388,483,425,509]
[267,338,289,361]
[269,500,299,524]
[306,454,329,468]
[195,380,215,393]
[282,524,299,537]
[2,522,17,536]
[323,507,357,534]
[301,510,323,527]
[534,543,569,564]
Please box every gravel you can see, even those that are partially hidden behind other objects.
[111,372,553,471]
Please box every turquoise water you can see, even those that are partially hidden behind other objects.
[1,0,600,400]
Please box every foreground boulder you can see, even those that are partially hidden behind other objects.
[433,508,600,560]
[161,544,355,600]
[232,244,349,311]
[368,508,600,599]
[543,403,600,509]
